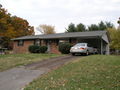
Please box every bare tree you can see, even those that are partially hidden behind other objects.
[37,24,56,34]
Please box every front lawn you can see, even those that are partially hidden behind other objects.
[0,53,62,72]
[24,55,120,90]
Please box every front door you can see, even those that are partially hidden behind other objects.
[47,41,51,52]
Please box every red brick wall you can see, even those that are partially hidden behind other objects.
[50,42,60,54]
[13,39,78,54]
[13,40,34,53]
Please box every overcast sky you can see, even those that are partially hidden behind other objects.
[1,0,120,34]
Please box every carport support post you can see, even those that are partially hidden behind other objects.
[101,38,103,55]
[106,43,110,55]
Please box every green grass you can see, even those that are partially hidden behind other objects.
[0,53,62,72]
[24,55,120,90]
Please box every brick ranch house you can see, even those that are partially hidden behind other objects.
[12,31,110,54]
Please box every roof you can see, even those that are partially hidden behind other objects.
[12,30,108,40]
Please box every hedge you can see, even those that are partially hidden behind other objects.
[59,42,72,54]
[39,46,48,53]
[28,45,47,53]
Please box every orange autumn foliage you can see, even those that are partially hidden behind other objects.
[0,6,34,48]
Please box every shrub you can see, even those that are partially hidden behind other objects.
[39,46,48,53]
[28,45,40,53]
[59,42,72,54]
[28,45,48,53]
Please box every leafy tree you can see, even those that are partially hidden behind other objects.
[37,24,55,34]
[88,24,99,31]
[0,6,34,49]
[107,28,120,50]
[66,21,114,32]
[88,21,114,31]
[10,16,34,37]
[105,22,114,28]
[98,21,107,30]
[66,23,76,32]
[76,23,86,32]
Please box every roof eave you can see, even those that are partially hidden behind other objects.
[12,36,101,40]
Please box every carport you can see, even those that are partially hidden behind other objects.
[50,31,110,55]
[76,37,109,54]
[57,31,110,55]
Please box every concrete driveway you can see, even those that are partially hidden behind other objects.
[0,55,80,90]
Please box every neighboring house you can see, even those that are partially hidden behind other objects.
[12,31,110,54]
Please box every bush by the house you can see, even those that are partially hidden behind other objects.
[39,46,48,53]
[28,45,48,53]
[28,45,40,53]
[59,42,72,54]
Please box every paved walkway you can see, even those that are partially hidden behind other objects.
[0,55,79,90]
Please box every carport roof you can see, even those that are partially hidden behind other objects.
[12,30,108,40]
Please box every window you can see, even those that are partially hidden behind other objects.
[34,39,40,46]
[51,40,59,45]
[18,40,24,46]
[59,39,69,43]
